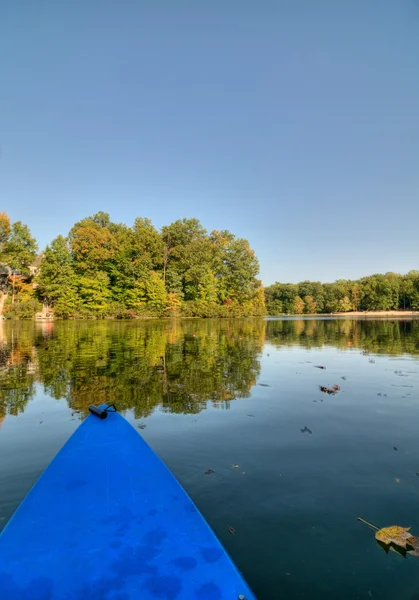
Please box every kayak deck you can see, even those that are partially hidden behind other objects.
[0,410,255,600]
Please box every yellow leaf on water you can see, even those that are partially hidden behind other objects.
[395,478,400,483]
[375,526,414,549]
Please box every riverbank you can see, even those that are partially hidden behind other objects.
[2,310,419,321]
[331,310,419,317]
[267,310,419,318]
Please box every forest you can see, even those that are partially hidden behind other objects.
[0,211,265,319]
[265,272,419,315]
[1,210,419,319]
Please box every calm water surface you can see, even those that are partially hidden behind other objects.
[1,318,419,599]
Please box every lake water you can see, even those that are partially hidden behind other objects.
[1,317,419,599]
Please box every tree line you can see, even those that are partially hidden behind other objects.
[0,211,265,319]
[1,210,418,319]
[265,272,419,315]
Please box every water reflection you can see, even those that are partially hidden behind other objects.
[0,319,265,418]
[1,318,419,420]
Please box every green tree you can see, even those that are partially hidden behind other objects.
[293,296,305,314]
[0,212,11,249]
[36,236,79,318]
[145,271,167,310]
[2,221,38,304]
[78,272,111,315]
[2,221,38,274]
[304,295,317,314]
[69,213,117,272]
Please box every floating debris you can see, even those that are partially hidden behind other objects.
[204,469,215,475]
[227,525,236,535]
[301,426,312,434]
[319,384,340,395]
[232,464,240,469]
[395,478,401,483]
[137,424,147,430]
[247,414,255,417]
[258,383,271,387]
[314,365,326,370]
[393,447,399,451]
[341,376,347,380]
[369,358,375,364]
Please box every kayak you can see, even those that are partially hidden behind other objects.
[0,406,255,600]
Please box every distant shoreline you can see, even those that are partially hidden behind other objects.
[269,310,419,318]
[331,310,419,317]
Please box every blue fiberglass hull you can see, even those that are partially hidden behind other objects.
[0,411,255,600]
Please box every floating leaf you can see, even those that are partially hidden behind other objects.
[227,525,236,534]
[359,518,419,558]
[300,426,312,434]
[319,384,340,395]
[232,464,239,469]
[395,478,400,483]
[375,526,413,549]
[315,365,326,370]
[204,469,215,475]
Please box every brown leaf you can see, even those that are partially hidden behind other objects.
[407,536,419,557]
[319,384,340,395]
[375,526,414,549]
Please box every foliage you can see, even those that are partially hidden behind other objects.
[266,271,419,315]
[0,214,38,310]
[34,212,265,319]
[36,236,79,318]
[0,212,11,248]
[2,221,38,274]
[3,297,41,319]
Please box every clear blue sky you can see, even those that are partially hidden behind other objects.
[1,1,418,285]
